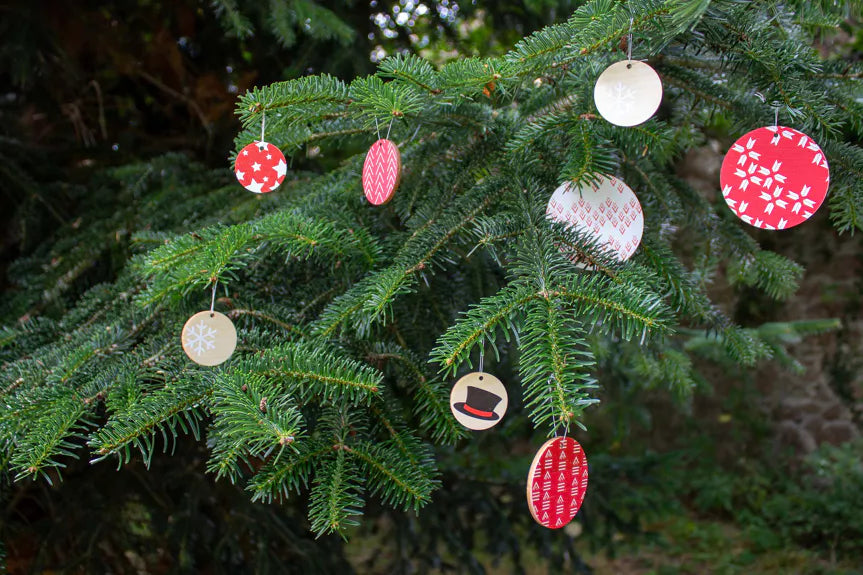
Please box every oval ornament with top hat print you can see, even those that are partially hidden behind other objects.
[449,372,508,431]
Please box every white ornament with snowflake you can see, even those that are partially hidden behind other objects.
[593,60,663,127]
[181,311,237,366]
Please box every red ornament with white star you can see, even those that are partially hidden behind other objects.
[235,141,287,194]
[526,437,588,529]
[720,126,829,230]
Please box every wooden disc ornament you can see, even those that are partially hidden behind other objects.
[546,175,644,262]
[526,437,589,529]
[362,139,402,205]
[720,126,830,230]
[234,141,287,194]
[181,311,237,366]
[449,372,508,431]
[594,60,663,127]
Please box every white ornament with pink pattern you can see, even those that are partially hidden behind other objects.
[546,175,644,262]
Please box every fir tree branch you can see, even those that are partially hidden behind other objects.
[248,441,332,502]
[236,342,383,401]
[308,448,364,536]
[346,441,436,511]
[209,373,303,471]
[89,379,212,467]
[10,392,90,482]
[519,298,598,431]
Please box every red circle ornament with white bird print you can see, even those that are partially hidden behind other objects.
[546,175,644,262]
[526,437,588,529]
[720,126,829,230]
[235,141,287,194]
[362,139,402,205]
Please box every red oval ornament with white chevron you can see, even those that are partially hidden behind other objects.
[526,437,588,529]
[720,126,829,230]
[362,139,402,205]
[235,141,287,194]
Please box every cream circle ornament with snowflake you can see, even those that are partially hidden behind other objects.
[720,126,829,230]
[593,60,663,127]
[181,311,237,366]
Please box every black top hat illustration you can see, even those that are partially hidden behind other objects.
[454,386,503,420]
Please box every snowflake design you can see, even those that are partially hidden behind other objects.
[185,320,218,357]
[609,81,637,113]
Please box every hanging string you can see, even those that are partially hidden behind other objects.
[627,17,634,63]
[385,116,394,141]
[408,123,421,145]
[753,92,780,134]
[375,116,381,140]
[562,402,570,440]
[210,279,218,317]
[478,344,484,373]
[771,104,781,142]
[546,375,559,437]
[546,374,571,439]
[260,111,266,143]
[754,92,782,140]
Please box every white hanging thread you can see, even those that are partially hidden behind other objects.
[260,111,266,144]
[210,280,218,317]
[385,116,394,141]
[408,123,421,144]
[478,345,484,373]
[375,116,381,140]
[755,92,781,139]
[547,374,570,439]
[562,402,570,439]
[547,376,561,437]
[627,16,634,64]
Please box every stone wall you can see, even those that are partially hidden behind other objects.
[680,143,862,455]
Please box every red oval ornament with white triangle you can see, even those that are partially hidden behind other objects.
[720,126,829,230]
[235,141,287,194]
[526,437,588,529]
[362,139,402,205]
[546,175,644,261]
